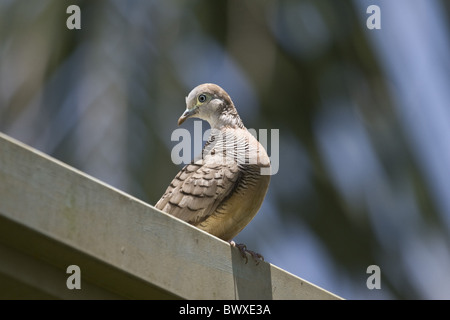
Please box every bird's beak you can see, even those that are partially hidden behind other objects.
[178,108,196,126]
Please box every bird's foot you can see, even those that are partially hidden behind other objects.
[229,241,264,265]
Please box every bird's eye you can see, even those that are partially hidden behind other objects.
[198,94,207,103]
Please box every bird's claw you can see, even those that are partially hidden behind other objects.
[229,241,264,265]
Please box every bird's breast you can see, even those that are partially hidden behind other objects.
[197,128,271,241]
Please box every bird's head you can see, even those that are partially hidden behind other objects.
[178,83,244,129]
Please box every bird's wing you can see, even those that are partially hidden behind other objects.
[155,156,240,225]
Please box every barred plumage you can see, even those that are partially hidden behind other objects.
[155,83,270,242]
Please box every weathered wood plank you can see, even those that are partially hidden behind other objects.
[0,132,341,299]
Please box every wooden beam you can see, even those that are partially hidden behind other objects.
[0,132,341,299]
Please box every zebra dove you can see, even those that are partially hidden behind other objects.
[155,83,270,263]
